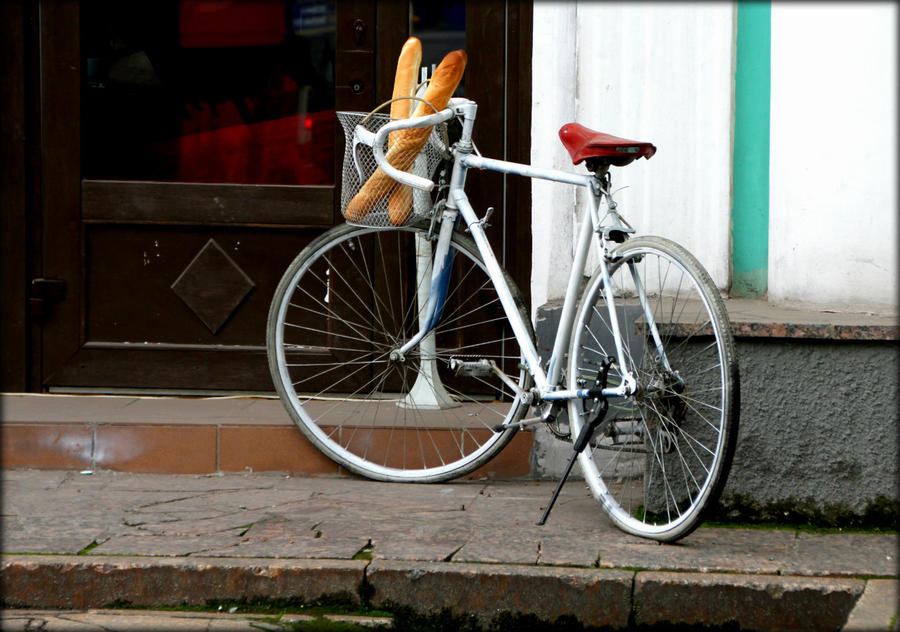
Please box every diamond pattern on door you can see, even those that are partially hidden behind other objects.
[171,238,255,334]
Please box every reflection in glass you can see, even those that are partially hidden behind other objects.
[82,0,335,185]
[411,1,466,95]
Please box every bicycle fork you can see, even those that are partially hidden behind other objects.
[392,210,458,363]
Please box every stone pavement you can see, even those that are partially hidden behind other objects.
[1,470,897,631]
[0,608,393,631]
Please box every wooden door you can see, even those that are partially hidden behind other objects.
[33,0,531,393]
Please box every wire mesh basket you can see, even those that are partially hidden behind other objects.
[337,111,449,227]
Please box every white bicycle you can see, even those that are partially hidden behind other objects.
[267,98,739,542]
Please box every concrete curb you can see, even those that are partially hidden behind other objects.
[0,556,367,609]
[367,560,633,628]
[0,555,875,631]
[633,571,864,631]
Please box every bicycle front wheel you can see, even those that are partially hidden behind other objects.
[267,221,532,482]
[568,236,739,541]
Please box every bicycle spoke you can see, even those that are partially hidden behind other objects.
[268,223,532,482]
[298,259,388,344]
[569,237,737,541]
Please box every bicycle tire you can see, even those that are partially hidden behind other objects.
[267,220,533,482]
[567,236,739,541]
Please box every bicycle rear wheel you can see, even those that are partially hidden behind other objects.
[267,221,532,482]
[568,236,739,541]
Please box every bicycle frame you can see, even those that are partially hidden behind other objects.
[452,155,636,403]
[370,99,650,410]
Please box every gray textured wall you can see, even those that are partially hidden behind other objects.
[722,338,898,518]
[532,302,899,522]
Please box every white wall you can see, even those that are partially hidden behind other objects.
[530,2,577,314]
[531,2,735,313]
[769,3,897,312]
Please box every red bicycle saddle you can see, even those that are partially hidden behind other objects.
[559,123,656,167]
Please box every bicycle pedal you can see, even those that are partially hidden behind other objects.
[449,358,493,377]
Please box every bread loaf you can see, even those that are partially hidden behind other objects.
[387,184,414,225]
[345,50,467,225]
[389,38,421,129]
[385,37,422,225]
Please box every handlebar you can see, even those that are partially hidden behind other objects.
[369,107,457,192]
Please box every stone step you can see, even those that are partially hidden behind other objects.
[0,393,532,479]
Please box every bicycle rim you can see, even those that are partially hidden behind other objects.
[267,222,532,482]
[568,236,739,541]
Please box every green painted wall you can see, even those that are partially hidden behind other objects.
[731,2,771,297]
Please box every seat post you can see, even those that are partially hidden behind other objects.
[585,158,611,177]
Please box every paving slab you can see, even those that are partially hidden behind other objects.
[1,469,897,631]
[0,609,278,631]
[0,392,286,426]
[842,579,899,632]
[788,531,898,577]
[598,527,798,575]
[0,609,393,631]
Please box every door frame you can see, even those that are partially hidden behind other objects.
[0,0,32,391]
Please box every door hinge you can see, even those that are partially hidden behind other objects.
[29,278,66,319]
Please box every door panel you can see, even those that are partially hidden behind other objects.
[81,181,333,226]
[83,227,295,345]
[51,226,325,390]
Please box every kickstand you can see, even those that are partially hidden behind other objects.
[537,356,613,526]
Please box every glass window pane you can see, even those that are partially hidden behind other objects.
[81,0,335,185]
[411,0,466,95]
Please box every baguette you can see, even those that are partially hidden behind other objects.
[387,182,415,225]
[345,50,467,225]
[344,38,420,223]
[389,37,421,130]
[385,37,422,225]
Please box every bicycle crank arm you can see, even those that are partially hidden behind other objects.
[450,358,526,398]
[491,416,545,433]
[449,357,534,433]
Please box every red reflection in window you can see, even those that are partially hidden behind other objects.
[179,1,286,48]
[81,1,336,186]
[151,109,334,185]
